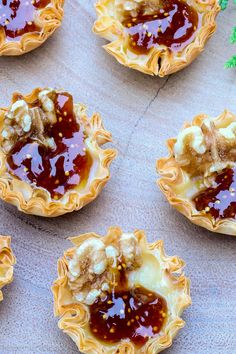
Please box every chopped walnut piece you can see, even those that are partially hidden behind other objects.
[118,0,160,11]
[112,0,156,24]
[38,89,57,124]
[119,233,142,269]
[105,245,119,268]
[174,120,236,177]
[67,233,143,305]
[1,88,57,154]
[68,238,107,278]
[116,0,161,19]
[68,238,109,305]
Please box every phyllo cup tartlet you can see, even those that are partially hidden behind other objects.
[0,88,117,217]
[52,227,191,353]
[93,0,220,76]
[0,0,64,55]
[0,236,15,301]
[157,110,236,236]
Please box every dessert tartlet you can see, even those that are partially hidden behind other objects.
[93,0,220,76]
[0,88,117,217]
[52,227,191,353]
[157,110,236,236]
[0,236,15,301]
[0,0,64,55]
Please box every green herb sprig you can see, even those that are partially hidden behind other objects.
[220,0,236,67]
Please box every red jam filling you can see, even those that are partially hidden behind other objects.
[194,168,236,220]
[0,0,50,40]
[123,0,199,54]
[90,287,167,347]
[6,92,92,200]
[89,261,167,347]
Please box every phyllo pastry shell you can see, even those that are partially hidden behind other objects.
[52,226,191,354]
[0,88,117,217]
[0,236,15,302]
[157,110,236,236]
[93,0,220,76]
[0,0,64,56]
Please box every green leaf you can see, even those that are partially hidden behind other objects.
[223,0,236,68]
[225,55,236,68]
[219,0,229,10]
[230,27,236,43]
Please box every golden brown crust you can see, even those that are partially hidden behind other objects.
[52,226,191,354]
[0,236,16,301]
[157,110,236,236]
[93,0,220,77]
[0,0,64,56]
[0,88,117,217]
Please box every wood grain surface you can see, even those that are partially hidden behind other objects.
[0,1,236,353]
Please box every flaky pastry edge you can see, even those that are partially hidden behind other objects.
[52,226,191,354]
[0,88,117,217]
[0,0,64,56]
[93,0,220,77]
[0,236,15,301]
[157,110,236,236]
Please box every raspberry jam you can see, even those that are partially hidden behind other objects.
[123,0,199,54]
[0,0,50,40]
[6,92,92,200]
[89,264,167,347]
[194,168,236,220]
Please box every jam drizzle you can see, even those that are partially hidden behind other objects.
[0,0,50,40]
[123,0,199,54]
[89,263,167,347]
[6,92,92,200]
[194,167,236,220]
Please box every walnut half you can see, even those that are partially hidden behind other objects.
[1,88,57,154]
[67,232,142,305]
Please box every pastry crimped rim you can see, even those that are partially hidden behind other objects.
[52,226,191,354]
[0,236,16,302]
[93,0,220,77]
[0,0,64,56]
[157,110,236,236]
[0,88,117,217]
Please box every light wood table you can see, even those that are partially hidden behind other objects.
[0,1,235,353]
